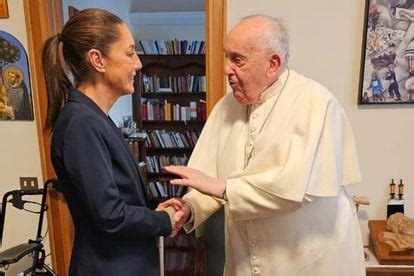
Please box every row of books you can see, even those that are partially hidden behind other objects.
[141,99,206,121]
[148,181,186,198]
[165,251,193,272]
[146,154,189,173]
[138,39,206,55]
[127,138,140,161]
[165,231,196,248]
[144,129,200,149]
[142,74,206,93]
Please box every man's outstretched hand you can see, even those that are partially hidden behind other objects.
[164,166,226,199]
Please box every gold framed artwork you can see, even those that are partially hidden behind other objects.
[0,0,8,19]
[0,31,34,120]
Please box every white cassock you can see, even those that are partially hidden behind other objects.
[183,69,365,276]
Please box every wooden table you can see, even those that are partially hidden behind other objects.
[366,220,414,275]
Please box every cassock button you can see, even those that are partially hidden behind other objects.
[252,113,258,119]
[250,127,256,133]
[252,255,257,261]
[253,267,260,274]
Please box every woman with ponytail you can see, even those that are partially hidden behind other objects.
[42,8,182,276]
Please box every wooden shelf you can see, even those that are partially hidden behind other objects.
[142,121,205,130]
[147,172,176,178]
[139,54,205,66]
[164,246,197,252]
[133,54,206,132]
[164,271,194,276]
[146,147,194,154]
[143,120,204,124]
[367,267,414,276]
[142,92,206,98]
[143,92,206,95]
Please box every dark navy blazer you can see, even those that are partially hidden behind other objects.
[51,90,171,276]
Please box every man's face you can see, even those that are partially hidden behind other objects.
[224,20,276,105]
[8,72,18,86]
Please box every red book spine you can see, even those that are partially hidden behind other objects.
[141,104,148,121]
[200,101,206,121]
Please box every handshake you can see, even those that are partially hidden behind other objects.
[153,165,226,237]
[156,198,191,237]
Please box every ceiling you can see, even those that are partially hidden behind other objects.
[130,0,205,12]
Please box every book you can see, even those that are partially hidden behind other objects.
[164,101,172,121]
[189,101,197,120]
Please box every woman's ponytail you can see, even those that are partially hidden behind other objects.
[42,34,72,132]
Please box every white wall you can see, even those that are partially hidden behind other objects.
[132,25,204,41]
[62,0,133,28]
[227,0,414,245]
[0,0,46,274]
[130,11,205,41]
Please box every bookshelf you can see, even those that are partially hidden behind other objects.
[131,51,207,276]
[132,53,206,202]
[163,231,206,276]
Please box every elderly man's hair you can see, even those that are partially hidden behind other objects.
[241,14,290,71]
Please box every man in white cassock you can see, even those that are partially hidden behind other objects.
[160,14,365,276]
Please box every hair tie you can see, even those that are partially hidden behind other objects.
[57,33,63,42]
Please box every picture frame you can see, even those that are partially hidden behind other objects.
[359,0,414,104]
[0,30,34,120]
[0,0,8,19]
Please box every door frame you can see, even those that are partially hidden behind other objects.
[24,0,226,274]
[23,1,74,274]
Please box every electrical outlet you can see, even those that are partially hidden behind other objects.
[19,177,39,190]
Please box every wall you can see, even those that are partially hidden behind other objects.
[227,0,414,245]
[130,11,205,41]
[0,0,46,274]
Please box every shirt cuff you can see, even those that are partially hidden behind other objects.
[182,200,195,233]
[164,206,176,229]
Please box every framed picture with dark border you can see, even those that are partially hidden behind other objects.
[359,0,414,104]
[0,0,8,19]
[0,31,34,120]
